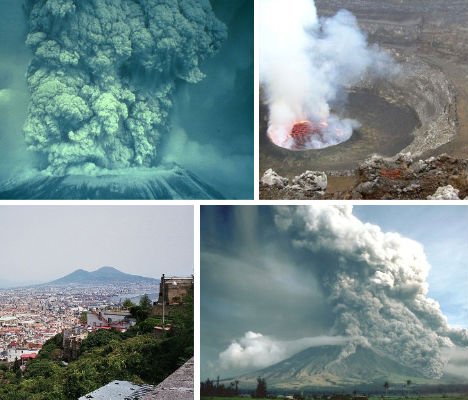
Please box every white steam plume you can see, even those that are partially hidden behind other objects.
[260,0,394,150]
[274,205,468,379]
[219,331,349,370]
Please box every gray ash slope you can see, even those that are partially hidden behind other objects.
[44,266,158,286]
[0,164,223,200]
[237,345,464,390]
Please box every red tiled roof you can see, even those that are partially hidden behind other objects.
[20,353,37,359]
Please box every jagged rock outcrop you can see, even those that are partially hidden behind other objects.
[292,171,327,191]
[350,153,468,199]
[261,168,289,188]
[260,153,468,200]
[260,169,327,200]
[427,185,460,200]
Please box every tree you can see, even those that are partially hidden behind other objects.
[129,294,153,323]
[139,294,152,311]
[406,379,412,398]
[79,329,122,355]
[24,360,61,379]
[12,357,21,372]
[37,333,64,360]
[79,311,87,324]
[122,298,134,308]
[138,317,160,334]
[255,377,267,398]
[384,381,389,397]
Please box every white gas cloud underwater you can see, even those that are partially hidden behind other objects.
[219,205,468,379]
[260,0,396,150]
[24,0,226,175]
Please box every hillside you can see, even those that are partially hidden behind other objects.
[0,294,193,399]
[236,345,453,390]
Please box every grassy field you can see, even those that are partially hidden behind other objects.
[201,396,468,400]
[201,398,248,400]
[369,397,468,400]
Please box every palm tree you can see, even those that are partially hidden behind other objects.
[235,380,240,395]
[406,379,412,398]
[384,381,389,397]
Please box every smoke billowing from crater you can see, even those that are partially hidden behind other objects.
[260,0,395,150]
[24,0,227,175]
[274,205,468,378]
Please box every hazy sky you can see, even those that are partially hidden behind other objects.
[353,205,468,329]
[201,205,468,379]
[0,205,193,285]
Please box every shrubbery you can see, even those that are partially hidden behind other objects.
[0,294,193,399]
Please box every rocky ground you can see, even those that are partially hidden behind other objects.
[260,0,468,200]
[260,153,468,200]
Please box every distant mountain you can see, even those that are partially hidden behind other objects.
[45,266,159,286]
[236,345,463,390]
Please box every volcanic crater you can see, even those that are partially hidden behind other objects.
[260,0,468,198]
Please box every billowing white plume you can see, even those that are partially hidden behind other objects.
[260,0,394,150]
[219,331,349,370]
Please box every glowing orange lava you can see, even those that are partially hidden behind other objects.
[289,120,327,147]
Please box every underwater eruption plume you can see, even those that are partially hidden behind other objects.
[0,0,237,199]
[23,0,226,175]
[260,0,394,151]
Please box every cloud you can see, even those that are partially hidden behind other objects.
[274,205,468,378]
[442,347,468,378]
[219,331,349,370]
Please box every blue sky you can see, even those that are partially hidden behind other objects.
[354,205,468,328]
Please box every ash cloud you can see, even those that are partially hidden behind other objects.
[274,205,468,378]
[219,331,349,371]
[260,0,395,150]
[23,0,226,175]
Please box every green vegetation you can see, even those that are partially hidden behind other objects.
[0,295,193,400]
[254,378,267,398]
[368,397,468,400]
[201,398,256,400]
[122,298,135,308]
[200,396,468,400]
[201,398,249,400]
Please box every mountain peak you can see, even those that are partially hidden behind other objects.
[95,266,119,272]
[45,266,158,286]
[237,344,443,390]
